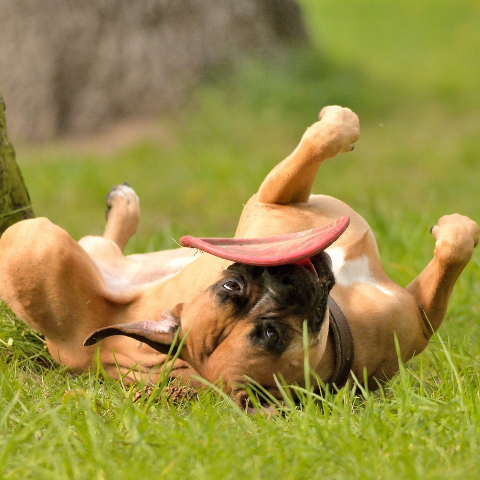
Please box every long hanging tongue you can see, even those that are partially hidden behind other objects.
[180,215,350,267]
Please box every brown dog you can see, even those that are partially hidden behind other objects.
[0,106,478,404]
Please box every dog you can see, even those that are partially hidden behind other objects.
[0,106,478,406]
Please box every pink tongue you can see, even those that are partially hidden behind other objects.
[179,215,349,267]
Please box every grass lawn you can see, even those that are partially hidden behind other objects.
[1,1,480,478]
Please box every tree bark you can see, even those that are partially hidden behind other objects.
[0,94,34,235]
[0,0,307,141]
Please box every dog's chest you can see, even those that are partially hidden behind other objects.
[326,246,393,296]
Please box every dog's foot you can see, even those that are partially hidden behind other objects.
[431,214,479,265]
[105,183,139,220]
[103,183,140,250]
[304,106,360,158]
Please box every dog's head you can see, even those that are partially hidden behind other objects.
[85,252,335,404]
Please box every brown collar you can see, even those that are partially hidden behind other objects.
[327,295,354,387]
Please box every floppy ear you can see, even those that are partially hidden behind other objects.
[83,305,184,355]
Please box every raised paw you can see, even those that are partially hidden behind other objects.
[317,105,360,153]
[301,106,360,161]
[431,214,479,264]
[105,183,140,221]
[103,183,140,250]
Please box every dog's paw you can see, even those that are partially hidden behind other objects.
[303,106,359,158]
[318,105,360,153]
[105,183,140,221]
[431,214,479,264]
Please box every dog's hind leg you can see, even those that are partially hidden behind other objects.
[103,183,140,252]
[0,217,129,369]
[406,214,479,342]
[257,106,359,205]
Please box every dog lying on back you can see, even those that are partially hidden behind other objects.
[0,106,478,406]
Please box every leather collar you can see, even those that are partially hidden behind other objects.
[327,295,354,388]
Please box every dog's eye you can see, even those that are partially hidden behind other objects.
[265,326,279,343]
[223,280,241,291]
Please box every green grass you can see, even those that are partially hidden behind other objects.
[2,0,480,478]
[1,320,480,479]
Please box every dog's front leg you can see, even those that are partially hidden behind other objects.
[257,106,359,205]
[406,214,479,344]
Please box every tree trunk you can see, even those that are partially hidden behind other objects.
[0,0,307,141]
[0,94,34,235]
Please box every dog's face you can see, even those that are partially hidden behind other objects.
[85,253,335,404]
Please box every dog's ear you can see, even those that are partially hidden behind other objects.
[83,304,184,355]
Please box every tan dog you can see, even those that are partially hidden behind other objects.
[0,106,478,405]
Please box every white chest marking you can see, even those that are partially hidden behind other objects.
[326,246,393,296]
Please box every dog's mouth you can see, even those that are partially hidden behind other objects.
[179,216,349,270]
[294,258,318,277]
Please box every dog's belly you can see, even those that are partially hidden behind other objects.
[116,252,196,288]
[80,235,197,294]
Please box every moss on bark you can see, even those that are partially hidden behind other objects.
[0,94,34,235]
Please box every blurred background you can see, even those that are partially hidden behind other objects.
[0,0,479,296]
